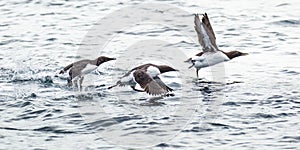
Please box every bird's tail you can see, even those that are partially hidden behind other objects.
[184,58,192,63]
[59,63,73,74]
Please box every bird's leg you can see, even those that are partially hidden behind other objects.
[67,78,73,87]
[79,76,84,91]
[196,69,199,78]
[76,78,81,91]
[73,78,78,88]
[130,86,144,92]
[75,76,83,91]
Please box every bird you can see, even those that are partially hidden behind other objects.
[108,63,178,95]
[59,56,116,90]
[186,13,248,78]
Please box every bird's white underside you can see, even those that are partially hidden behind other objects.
[121,72,136,86]
[146,66,161,77]
[81,64,98,75]
[192,51,230,69]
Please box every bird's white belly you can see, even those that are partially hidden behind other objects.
[81,64,98,75]
[194,52,229,69]
[146,66,160,77]
[120,72,136,86]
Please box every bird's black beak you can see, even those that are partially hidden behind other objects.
[98,57,116,65]
[105,57,116,62]
[241,53,248,56]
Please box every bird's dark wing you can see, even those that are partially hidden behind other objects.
[60,59,89,75]
[69,63,88,79]
[153,76,173,92]
[202,13,216,42]
[133,69,168,95]
[194,13,218,52]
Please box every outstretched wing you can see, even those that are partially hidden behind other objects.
[194,13,218,52]
[153,76,173,92]
[202,13,216,41]
[133,69,168,95]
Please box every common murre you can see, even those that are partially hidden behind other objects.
[186,13,248,78]
[108,63,178,95]
[59,56,116,90]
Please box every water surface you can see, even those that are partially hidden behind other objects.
[0,0,299,149]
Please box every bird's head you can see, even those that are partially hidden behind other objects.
[226,51,248,59]
[96,56,116,66]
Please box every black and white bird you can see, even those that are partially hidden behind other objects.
[59,56,116,90]
[186,13,248,78]
[108,63,178,95]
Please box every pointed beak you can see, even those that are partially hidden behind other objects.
[241,53,248,56]
[109,57,116,61]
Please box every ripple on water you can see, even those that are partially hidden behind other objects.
[281,136,300,142]
[276,3,290,7]
[253,113,277,119]
[280,69,300,75]
[33,126,76,134]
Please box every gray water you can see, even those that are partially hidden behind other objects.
[1,0,300,149]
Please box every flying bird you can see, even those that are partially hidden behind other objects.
[186,13,248,78]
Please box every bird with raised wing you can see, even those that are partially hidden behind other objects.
[186,13,248,78]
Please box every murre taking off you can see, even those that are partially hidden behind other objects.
[59,56,115,90]
[108,63,178,95]
[186,13,248,78]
